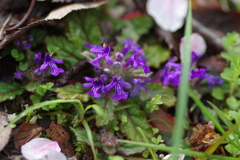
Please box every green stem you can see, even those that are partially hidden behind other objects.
[7,99,84,128]
[82,119,97,160]
[137,127,157,160]
[171,1,192,159]
[118,140,240,160]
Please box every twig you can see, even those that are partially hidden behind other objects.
[5,0,36,31]
[55,60,90,87]
[0,14,12,40]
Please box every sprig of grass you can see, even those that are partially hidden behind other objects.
[171,0,192,159]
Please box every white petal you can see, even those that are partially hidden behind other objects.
[146,0,188,32]
[163,154,185,160]
[44,150,67,160]
[21,138,61,160]
[180,33,207,61]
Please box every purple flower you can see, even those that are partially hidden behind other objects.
[197,72,223,87]
[23,43,31,50]
[84,40,113,67]
[14,71,24,80]
[14,39,21,46]
[160,57,181,86]
[122,38,134,55]
[104,75,132,101]
[161,56,205,86]
[34,52,42,63]
[83,75,106,98]
[116,52,124,61]
[130,78,151,97]
[191,51,202,65]
[190,68,206,79]
[28,35,34,42]
[124,51,150,74]
[36,53,64,76]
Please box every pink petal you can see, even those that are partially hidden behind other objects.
[21,138,61,159]
[146,0,188,32]
[180,33,207,61]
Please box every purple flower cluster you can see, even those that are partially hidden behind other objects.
[161,51,223,87]
[35,53,64,76]
[83,38,151,101]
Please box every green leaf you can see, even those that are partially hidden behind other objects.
[25,81,41,92]
[93,96,119,126]
[56,83,90,102]
[71,127,101,147]
[140,83,176,107]
[143,44,170,68]
[131,15,153,36]
[212,88,224,100]
[225,142,240,157]
[19,59,29,71]
[221,68,234,81]
[30,94,42,104]
[11,49,19,58]
[146,95,163,113]
[108,155,124,160]
[65,10,102,47]
[47,45,60,52]
[226,96,239,110]
[80,51,95,61]
[118,142,146,156]
[117,105,153,142]
[45,36,83,69]
[0,82,24,102]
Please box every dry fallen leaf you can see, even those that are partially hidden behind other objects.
[0,0,109,49]
[14,122,44,150]
[0,111,15,151]
[46,121,74,157]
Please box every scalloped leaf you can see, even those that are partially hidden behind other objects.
[93,96,119,126]
[117,105,153,142]
[118,142,146,156]
[56,83,90,102]
[143,44,170,68]
[70,128,101,147]
[45,36,84,69]
[140,83,176,107]
[25,82,41,92]
[0,82,24,102]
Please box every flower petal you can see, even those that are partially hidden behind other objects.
[180,33,207,61]
[21,138,61,160]
[147,0,188,32]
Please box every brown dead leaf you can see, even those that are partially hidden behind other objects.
[148,108,175,133]
[0,0,109,49]
[46,121,74,157]
[0,111,15,151]
[14,122,44,150]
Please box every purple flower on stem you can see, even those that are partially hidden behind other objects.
[104,75,132,101]
[14,71,24,80]
[83,75,106,98]
[130,78,151,97]
[116,52,124,61]
[34,52,42,63]
[84,40,113,67]
[36,53,64,76]
[23,43,31,50]
[197,72,223,87]
[124,51,150,74]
